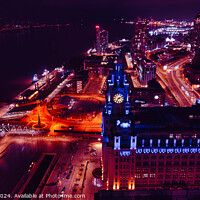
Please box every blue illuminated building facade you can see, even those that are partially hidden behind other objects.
[102,59,200,191]
[102,59,136,190]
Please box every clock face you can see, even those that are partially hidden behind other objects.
[113,93,124,104]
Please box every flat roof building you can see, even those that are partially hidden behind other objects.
[102,59,200,192]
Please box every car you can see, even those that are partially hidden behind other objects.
[91,152,97,156]
[68,126,74,130]
[91,148,96,152]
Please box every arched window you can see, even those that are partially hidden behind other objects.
[190,155,195,159]
[167,155,172,159]
[182,155,187,159]
[159,155,164,159]
[151,155,157,159]
[136,156,141,160]
[175,155,180,159]
[143,155,149,160]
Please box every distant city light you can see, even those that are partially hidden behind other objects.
[163,65,167,70]
[166,37,175,42]
[42,69,49,76]
[33,74,38,82]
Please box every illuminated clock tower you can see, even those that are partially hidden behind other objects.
[102,59,136,190]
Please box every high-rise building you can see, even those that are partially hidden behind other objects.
[132,18,149,63]
[138,59,157,87]
[192,13,200,55]
[96,26,109,55]
[101,60,200,192]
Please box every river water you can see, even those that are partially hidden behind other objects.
[0,137,70,194]
[0,23,134,103]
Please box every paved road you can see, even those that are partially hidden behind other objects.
[84,74,105,95]
[166,70,191,107]
[156,56,194,107]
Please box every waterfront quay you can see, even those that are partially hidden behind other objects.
[0,135,102,199]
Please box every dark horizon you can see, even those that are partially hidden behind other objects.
[0,0,199,24]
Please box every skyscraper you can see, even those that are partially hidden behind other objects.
[192,13,200,55]
[138,59,157,87]
[132,18,149,63]
[96,26,109,55]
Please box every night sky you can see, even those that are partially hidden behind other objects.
[0,0,199,23]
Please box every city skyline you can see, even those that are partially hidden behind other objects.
[0,0,199,23]
[1,1,200,199]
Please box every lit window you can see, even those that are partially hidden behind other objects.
[142,174,148,178]
[150,174,155,178]
[135,174,140,179]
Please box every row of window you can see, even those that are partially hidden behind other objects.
[135,180,200,186]
[136,155,199,160]
[135,173,199,179]
[135,167,200,173]
[116,155,200,164]
[116,157,133,163]
[137,138,200,148]
[116,165,130,169]
[136,160,200,166]
[115,154,200,160]
[116,152,134,156]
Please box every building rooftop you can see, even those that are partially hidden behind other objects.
[84,55,103,61]
[133,105,200,135]
[148,78,163,89]
[54,95,73,107]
